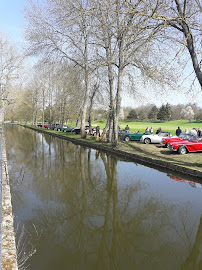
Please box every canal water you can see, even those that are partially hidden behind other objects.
[5,124,202,270]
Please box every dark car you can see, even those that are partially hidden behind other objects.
[62,125,73,132]
[71,126,96,135]
[71,127,81,135]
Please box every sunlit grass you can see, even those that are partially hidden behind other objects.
[113,120,202,134]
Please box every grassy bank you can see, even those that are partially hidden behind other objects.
[25,124,202,175]
[92,120,202,134]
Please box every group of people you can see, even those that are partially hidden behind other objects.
[125,125,154,134]
[145,126,153,134]
[122,124,202,138]
[175,127,201,137]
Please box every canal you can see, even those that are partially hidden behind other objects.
[5,124,202,270]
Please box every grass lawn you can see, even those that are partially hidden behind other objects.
[118,141,202,173]
[109,120,202,134]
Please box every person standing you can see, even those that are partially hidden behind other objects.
[145,126,149,134]
[156,127,162,134]
[190,128,197,137]
[175,127,182,136]
[197,128,201,137]
[96,125,100,140]
[125,125,130,133]
[149,126,153,134]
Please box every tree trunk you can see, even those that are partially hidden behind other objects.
[183,25,202,87]
[88,83,97,133]
[174,0,202,87]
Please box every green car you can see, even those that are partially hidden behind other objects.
[120,132,145,142]
[61,125,73,132]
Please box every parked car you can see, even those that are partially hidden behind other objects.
[62,125,73,132]
[37,123,42,127]
[140,132,173,144]
[161,133,194,147]
[71,127,81,135]
[120,131,145,142]
[54,124,65,131]
[71,126,96,135]
[168,138,202,154]
[44,124,50,129]
[49,123,60,130]
[85,125,96,135]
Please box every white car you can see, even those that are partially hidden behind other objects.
[140,132,174,144]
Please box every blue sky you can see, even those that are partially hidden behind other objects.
[0,0,27,44]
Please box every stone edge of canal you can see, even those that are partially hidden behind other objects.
[1,140,18,269]
[24,125,202,180]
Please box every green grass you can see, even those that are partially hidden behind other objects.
[115,120,202,134]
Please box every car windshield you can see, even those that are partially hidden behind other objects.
[187,136,197,141]
[159,132,169,137]
[179,134,191,139]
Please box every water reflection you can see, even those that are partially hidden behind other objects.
[4,125,202,270]
[168,174,202,189]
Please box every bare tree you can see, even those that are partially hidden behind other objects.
[0,32,24,122]
[24,0,99,137]
[126,0,202,88]
[93,0,165,145]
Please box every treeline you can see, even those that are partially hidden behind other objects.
[124,103,202,122]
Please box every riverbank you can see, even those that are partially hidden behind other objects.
[22,125,202,179]
[1,139,18,269]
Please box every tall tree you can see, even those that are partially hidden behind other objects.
[24,0,97,138]
[126,0,202,88]
[94,0,164,145]
[127,109,138,121]
[0,32,24,122]
[157,105,166,121]
[148,105,159,121]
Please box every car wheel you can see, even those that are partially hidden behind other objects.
[144,138,151,144]
[178,146,187,155]
[124,136,130,142]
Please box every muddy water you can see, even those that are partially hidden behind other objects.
[5,124,202,270]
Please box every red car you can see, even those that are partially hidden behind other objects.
[44,124,50,128]
[161,133,195,147]
[168,138,202,154]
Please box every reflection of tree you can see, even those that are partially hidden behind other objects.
[97,152,174,269]
[96,153,119,269]
[181,215,202,270]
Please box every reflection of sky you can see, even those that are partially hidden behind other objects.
[116,160,202,210]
